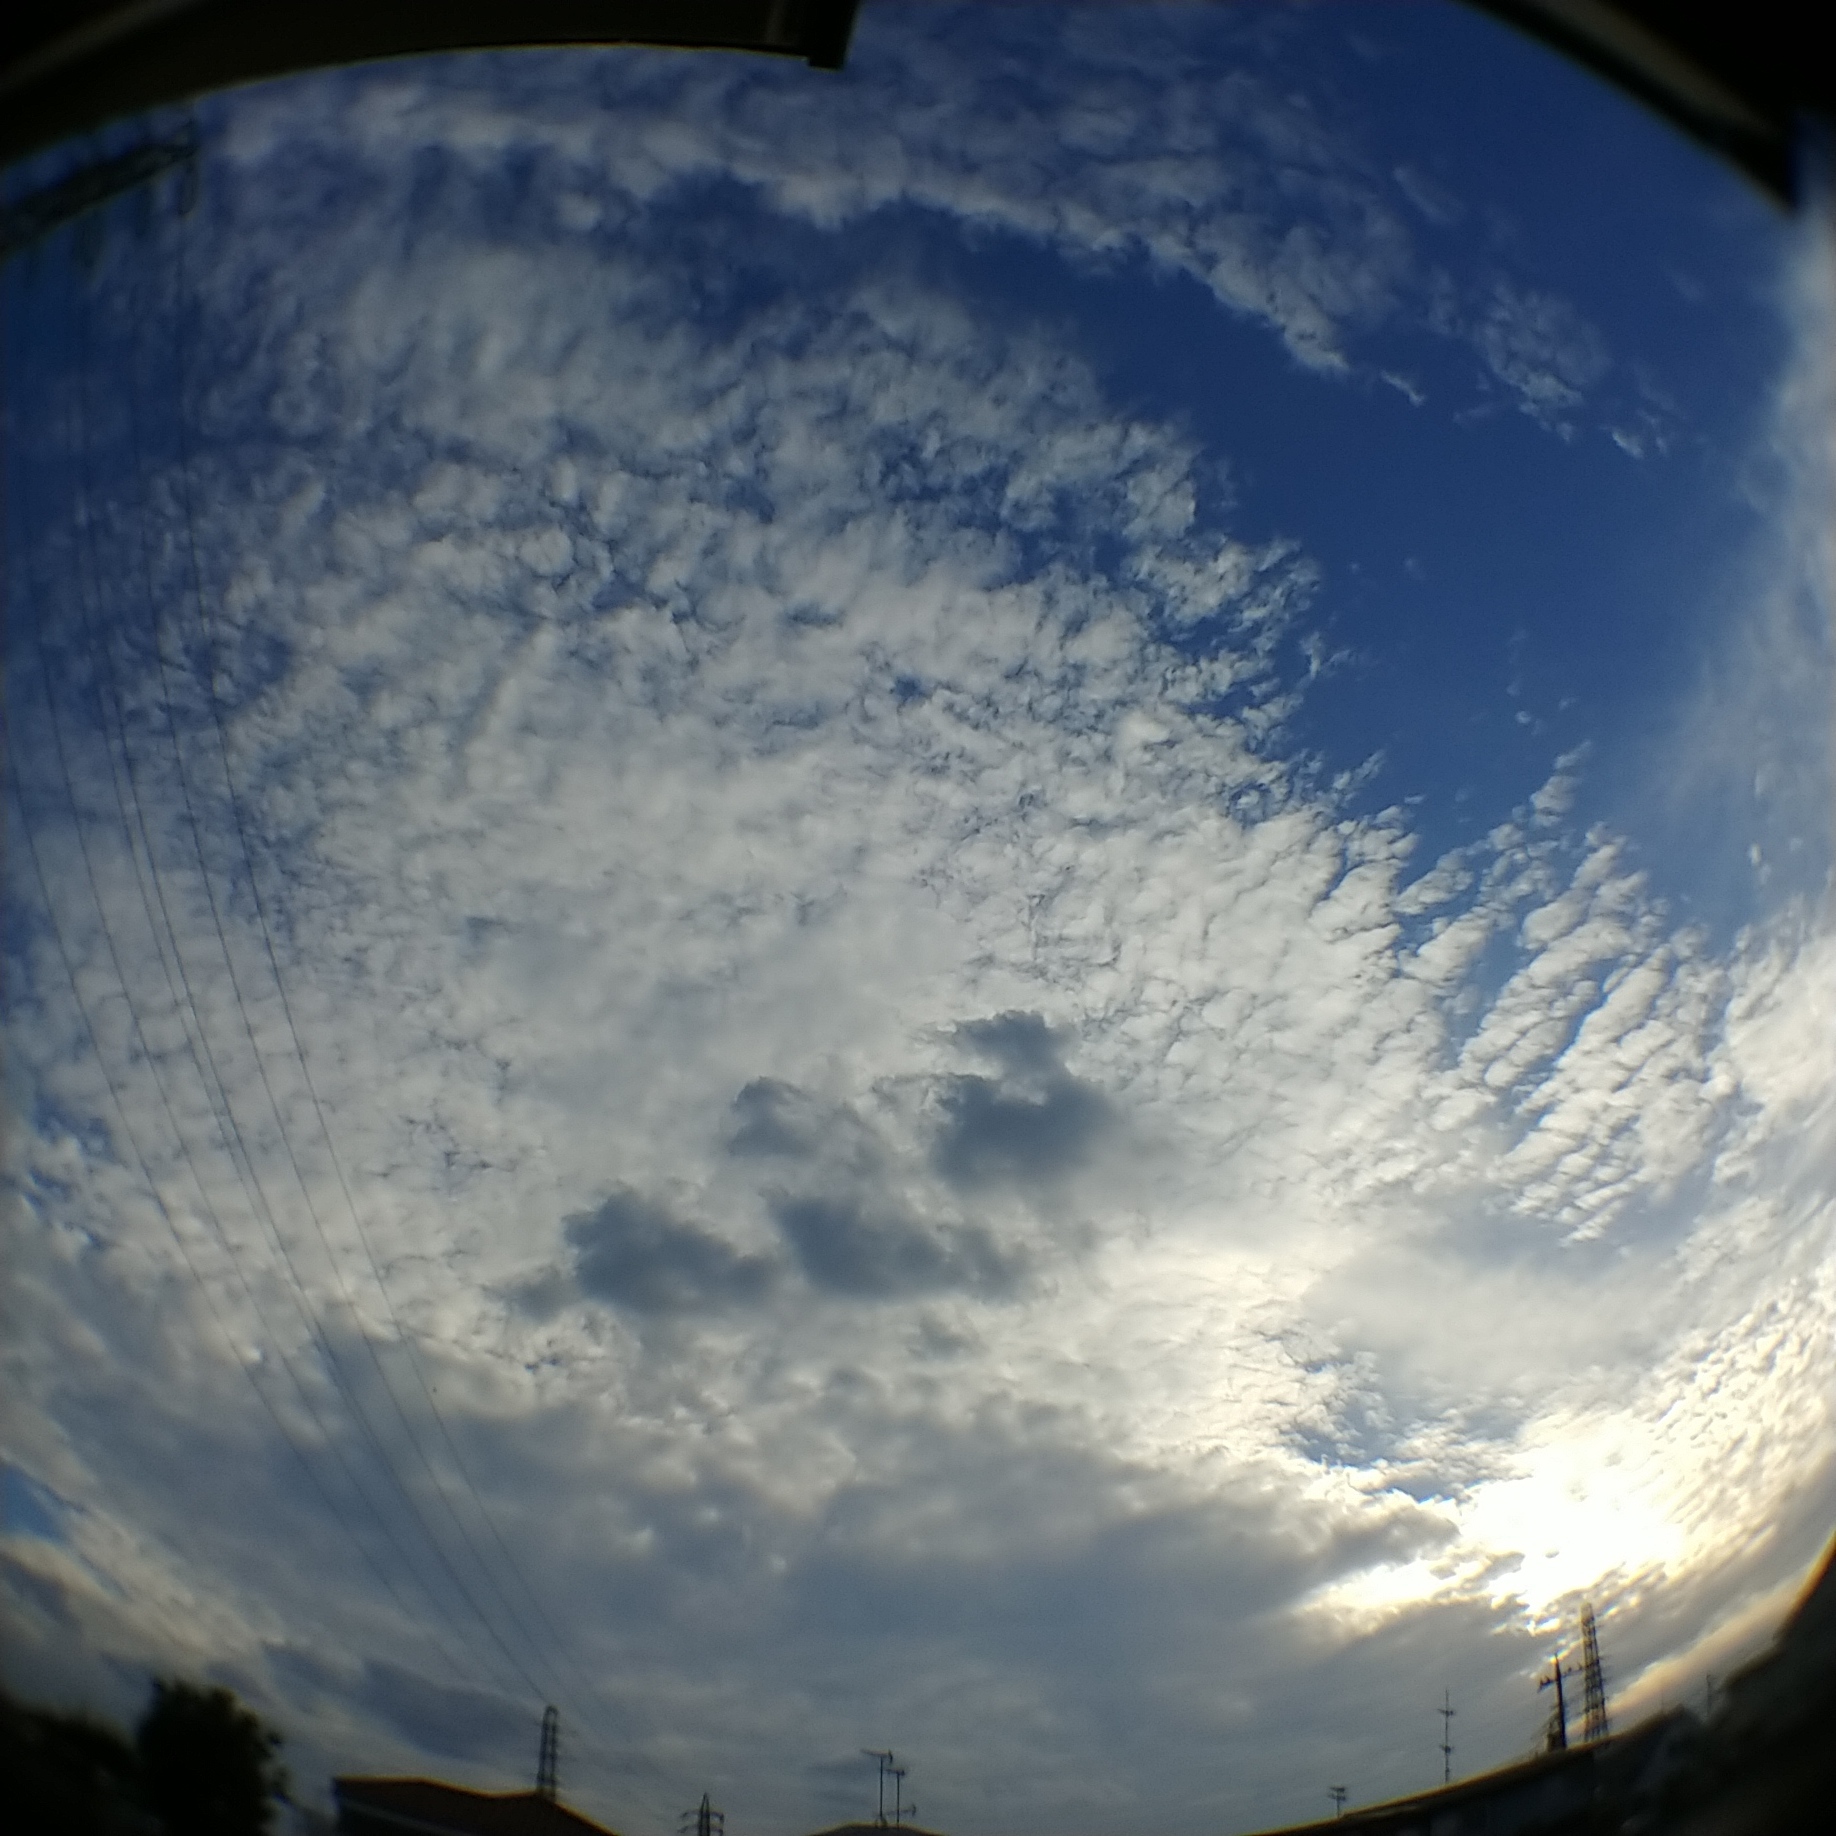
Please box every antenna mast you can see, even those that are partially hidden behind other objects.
[536,1706,560,1802]
[1438,1690,1455,1785]
[863,1750,895,1826]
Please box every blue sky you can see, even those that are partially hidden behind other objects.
[4,6,1835,1834]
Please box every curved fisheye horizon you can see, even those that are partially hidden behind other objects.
[4,5,1834,1835]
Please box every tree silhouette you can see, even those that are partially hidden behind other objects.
[135,1680,287,1836]
[3,1686,147,1835]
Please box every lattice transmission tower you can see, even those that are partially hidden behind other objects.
[1578,1602,1610,1743]
[681,1793,726,1836]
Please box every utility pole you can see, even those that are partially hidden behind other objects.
[1578,1604,1609,1744]
[862,1750,895,1826]
[536,1706,560,1802]
[1328,1785,1348,1818]
[1438,1690,1456,1785]
[680,1794,725,1836]
[1538,1650,1580,1752]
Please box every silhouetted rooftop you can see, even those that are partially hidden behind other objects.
[805,1823,947,1836]
[1241,1708,1693,1836]
[334,1775,622,1836]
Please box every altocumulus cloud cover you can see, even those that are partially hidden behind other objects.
[3,5,1834,1833]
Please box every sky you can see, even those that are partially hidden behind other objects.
[3,4,1834,1833]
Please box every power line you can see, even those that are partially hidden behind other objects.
[2,732,472,1685]
[104,162,675,1823]
[160,169,658,1756]
[41,249,551,1711]
[1,127,197,262]
[108,226,567,1712]
[12,148,678,1829]
[5,261,502,1684]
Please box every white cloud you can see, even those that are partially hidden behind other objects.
[207,5,1619,413]
[5,19,1833,1835]
[1471,279,1612,431]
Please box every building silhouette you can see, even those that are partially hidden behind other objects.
[334,1775,620,1836]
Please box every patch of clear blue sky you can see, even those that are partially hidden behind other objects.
[1,1462,69,1543]
[5,1,1802,943]
[510,0,1794,933]
[904,0,1793,910]
[679,10,1783,932]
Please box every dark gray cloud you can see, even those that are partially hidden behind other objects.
[729,1078,827,1159]
[731,1074,1030,1297]
[357,1661,529,1763]
[1,1555,78,1630]
[786,1480,1441,1663]
[932,1013,1112,1191]
[956,1012,1063,1079]
[262,1642,347,1711]
[566,1189,777,1316]
[729,1078,883,1176]
[768,1193,1020,1300]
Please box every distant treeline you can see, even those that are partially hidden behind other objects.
[3,1677,287,1836]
